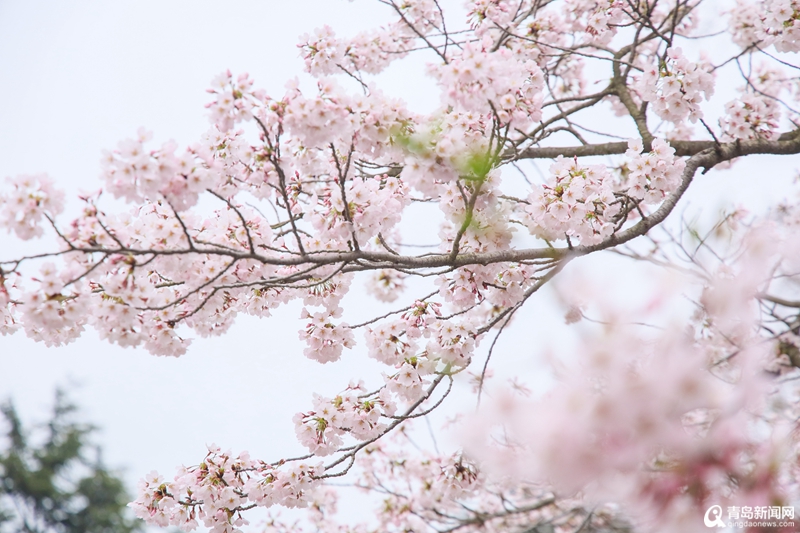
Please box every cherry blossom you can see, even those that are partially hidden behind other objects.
[3,1,800,532]
[524,155,619,244]
[636,47,714,125]
[729,0,800,53]
[0,174,65,240]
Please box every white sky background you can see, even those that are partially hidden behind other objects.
[0,0,798,530]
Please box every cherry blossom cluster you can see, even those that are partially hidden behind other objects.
[283,80,364,150]
[432,39,544,128]
[720,65,787,141]
[356,441,482,531]
[258,425,630,533]
[365,269,406,303]
[390,0,443,35]
[525,156,619,245]
[399,111,494,193]
[424,317,479,368]
[522,131,701,246]
[763,0,800,52]
[366,318,418,366]
[308,174,408,245]
[622,138,686,204]
[0,174,65,240]
[436,266,490,307]
[471,318,786,533]
[283,79,412,158]
[131,446,323,532]
[471,218,800,532]
[466,0,518,34]
[729,0,800,53]
[721,93,782,141]
[299,24,406,77]
[99,128,215,210]
[298,0,443,80]
[490,331,736,480]
[468,0,627,48]
[484,263,534,308]
[368,295,478,374]
[636,47,714,125]
[565,0,626,45]
[19,262,88,347]
[363,300,477,402]
[205,70,263,132]
[299,307,354,364]
[293,381,396,455]
[194,126,277,201]
[346,426,636,533]
[385,356,438,402]
[365,299,440,361]
[0,273,18,335]
[40,198,273,354]
[514,8,569,65]
[436,171,517,259]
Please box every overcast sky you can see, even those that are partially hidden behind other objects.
[1,1,798,530]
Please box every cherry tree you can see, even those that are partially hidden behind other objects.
[2,0,800,532]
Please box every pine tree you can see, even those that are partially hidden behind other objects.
[0,391,141,533]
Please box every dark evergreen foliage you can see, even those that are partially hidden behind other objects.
[0,391,141,533]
